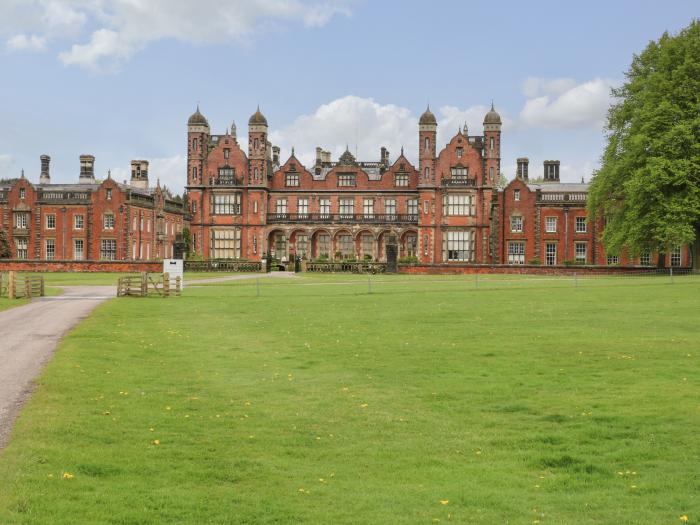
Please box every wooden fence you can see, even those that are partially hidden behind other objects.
[117,272,181,298]
[0,272,45,299]
[305,261,387,274]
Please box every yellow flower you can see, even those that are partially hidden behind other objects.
[360,403,368,408]
[679,516,688,522]
[151,439,160,446]
[440,500,449,505]
[62,472,74,480]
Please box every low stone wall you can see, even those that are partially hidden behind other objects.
[0,259,163,273]
[398,264,692,276]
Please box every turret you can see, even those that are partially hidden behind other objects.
[419,105,437,186]
[248,106,268,184]
[187,106,209,186]
[483,102,502,186]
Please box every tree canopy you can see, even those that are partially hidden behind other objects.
[588,20,700,265]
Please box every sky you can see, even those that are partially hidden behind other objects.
[0,0,697,194]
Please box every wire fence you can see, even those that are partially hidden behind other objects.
[188,268,700,298]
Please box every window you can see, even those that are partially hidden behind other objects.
[575,243,587,264]
[274,233,287,258]
[252,236,257,255]
[423,200,430,214]
[101,239,117,260]
[211,229,241,259]
[424,137,430,151]
[406,233,417,257]
[103,213,115,230]
[74,239,84,261]
[575,216,587,233]
[19,188,26,199]
[140,216,144,231]
[339,198,354,219]
[443,194,474,216]
[213,193,241,214]
[451,167,469,180]
[223,148,230,159]
[276,198,288,216]
[423,234,429,256]
[607,254,620,266]
[545,243,557,266]
[147,219,151,233]
[15,212,28,229]
[46,214,56,229]
[407,199,418,217]
[671,246,682,267]
[45,239,55,260]
[514,189,520,201]
[490,137,494,150]
[395,173,409,187]
[456,147,463,158]
[545,217,557,233]
[489,167,494,181]
[317,233,330,257]
[640,252,651,266]
[444,230,474,262]
[424,167,429,181]
[508,242,525,264]
[106,189,112,201]
[361,234,373,257]
[510,216,523,233]
[253,200,258,214]
[285,173,299,187]
[296,234,308,258]
[218,167,235,182]
[16,238,28,259]
[254,138,259,150]
[297,198,309,218]
[338,173,356,187]
[192,201,197,214]
[338,234,354,258]
[254,167,259,179]
[363,198,374,219]
[75,215,84,230]
[385,199,397,218]
[192,167,198,182]
[192,138,198,150]
[320,198,331,218]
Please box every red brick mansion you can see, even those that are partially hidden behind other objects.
[186,106,690,268]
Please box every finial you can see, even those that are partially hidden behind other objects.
[157,178,161,188]
[107,169,112,179]
[401,145,404,155]
[491,100,495,110]
[581,176,585,183]
[21,169,25,179]
[196,103,200,113]
[291,146,295,156]
[225,126,229,135]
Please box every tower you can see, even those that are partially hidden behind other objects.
[187,106,210,186]
[483,103,501,186]
[248,106,268,185]
[418,105,437,186]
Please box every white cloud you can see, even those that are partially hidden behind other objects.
[2,0,353,70]
[0,154,14,177]
[519,77,618,129]
[6,34,47,51]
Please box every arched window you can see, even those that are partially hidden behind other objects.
[424,167,429,180]
[192,138,198,150]
[490,137,494,150]
[424,137,430,151]
[254,138,259,150]
[192,167,198,181]
[254,167,258,179]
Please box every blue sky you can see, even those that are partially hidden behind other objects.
[0,0,697,193]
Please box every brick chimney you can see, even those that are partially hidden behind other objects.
[272,146,280,165]
[516,157,529,181]
[130,160,149,189]
[543,160,560,182]
[40,155,51,184]
[79,155,95,183]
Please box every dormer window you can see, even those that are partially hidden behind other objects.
[514,189,521,201]
[395,172,409,187]
[106,188,112,200]
[456,147,463,158]
[19,188,25,199]
[285,173,300,187]
[224,148,230,159]
[338,173,356,187]
[451,167,469,181]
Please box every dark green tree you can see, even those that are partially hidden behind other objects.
[588,20,700,267]
[0,230,11,259]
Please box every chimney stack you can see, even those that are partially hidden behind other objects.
[130,160,149,189]
[272,146,280,165]
[543,160,560,182]
[516,157,529,181]
[40,155,51,184]
[79,155,95,183]
[380,147,390,166]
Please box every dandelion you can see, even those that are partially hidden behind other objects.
[62,472,74,480]
[440,500,449,505]
[360,403,368,408]
[680,516,689,522]
[102,411,111,416]
[165,406,171,411]
[149,428,155,432]
[151,439,160,446]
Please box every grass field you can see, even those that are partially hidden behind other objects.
[0,274,698,524]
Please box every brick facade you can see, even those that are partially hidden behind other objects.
[187,105,690,268]
[0,156,187,262]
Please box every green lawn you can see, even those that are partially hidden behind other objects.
[0,275,698,524]
[0,297,27,311]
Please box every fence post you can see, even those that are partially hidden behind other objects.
[574,272,578,288]
[256,277,260,297]
[25,276,31,299]
[176,276,181,295]
[40,276,45,297]
[141,272,148,296]
[8,271,15,299]
[368,274,372,294]
[163,272,170,297]
[670,267,674,283]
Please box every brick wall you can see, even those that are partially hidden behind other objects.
[0,259,162,273]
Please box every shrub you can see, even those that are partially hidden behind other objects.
[528,258,541,265]
[398,255,418,264]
